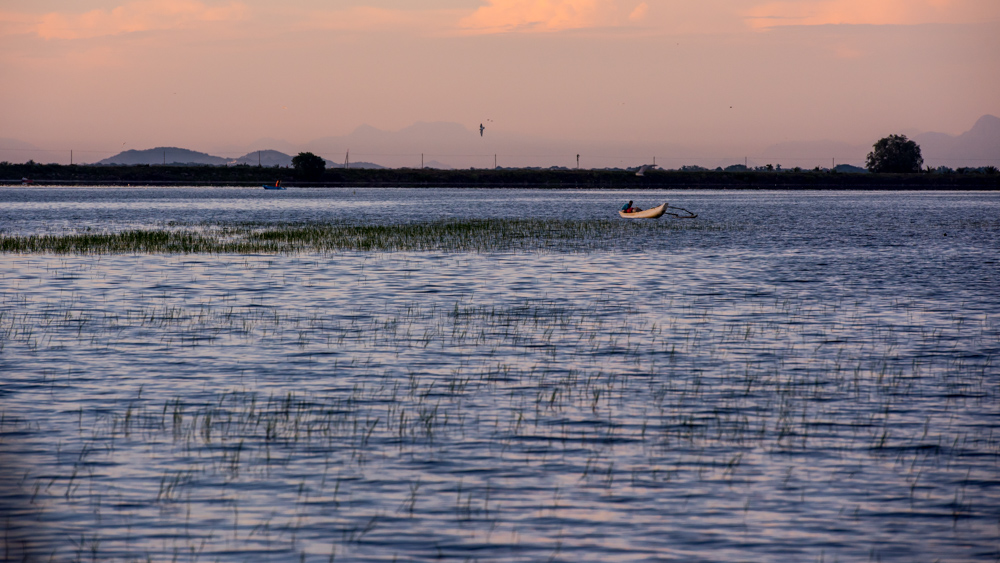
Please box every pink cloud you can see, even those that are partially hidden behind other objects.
[304,6,463,33]
[28,0,246,40]
[629,3,650,22]
[746,0,1000,29]
[459,0,649,33]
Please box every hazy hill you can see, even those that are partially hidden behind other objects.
[422,160,452,170]
[93,146,388,169]
[0,138,47,164]
[303,119,999,170]
[337,161,387,170]
[753,115,1000,170]
[231,150,294,167]
[916,114,1000,168]
[97,147,228,165]
[0,138,40,150]
[9,114,998,169]
[832,164,868,173]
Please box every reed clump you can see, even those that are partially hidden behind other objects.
[1,247,997,561]
[0,218,715,254]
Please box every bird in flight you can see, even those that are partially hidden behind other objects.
[480,123,485,136]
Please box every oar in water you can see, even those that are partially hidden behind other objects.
[664,205,697,218]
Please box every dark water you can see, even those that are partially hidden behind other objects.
[1,187,998,562]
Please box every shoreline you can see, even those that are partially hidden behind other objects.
[2,164,998,189]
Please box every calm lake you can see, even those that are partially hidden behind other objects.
[1,187,998,562]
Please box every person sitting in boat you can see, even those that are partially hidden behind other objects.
[620,201,643,213]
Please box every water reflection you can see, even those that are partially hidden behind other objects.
[0,189,998,562]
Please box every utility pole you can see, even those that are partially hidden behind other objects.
[345,150,349,169]
[421,153,424,169]
[494,154,497,169]
[576,154,580,169]
[70,150,73,165]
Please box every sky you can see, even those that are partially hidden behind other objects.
[1,0,998,166]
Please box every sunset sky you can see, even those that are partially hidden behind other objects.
[1,0,998,165]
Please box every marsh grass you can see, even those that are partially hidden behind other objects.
[0,218,720,254]
[1,260,998,561]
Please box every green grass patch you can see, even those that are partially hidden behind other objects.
[0,218,714,254]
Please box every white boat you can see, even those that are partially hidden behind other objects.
[619,203,667,219]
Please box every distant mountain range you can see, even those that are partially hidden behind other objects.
[0,138,47,165]
[915,114,1000,168]
[757,115,1000,169]
[5,115,998,169]
[98,147,229,166]
[127,115,1000,170]
[229,150,296,167]
[96,147,385,169]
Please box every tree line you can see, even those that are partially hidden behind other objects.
[2,137,996,187]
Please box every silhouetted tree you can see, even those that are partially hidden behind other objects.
[865,135,923,173]
[292,152,325,179]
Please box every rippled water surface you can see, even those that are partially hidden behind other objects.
[1,187,998,562]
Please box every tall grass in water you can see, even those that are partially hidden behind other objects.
[0,219,715,254]
[1,270,997,562]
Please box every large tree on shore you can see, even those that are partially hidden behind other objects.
[866,134,923,173]
[292,152,326,179]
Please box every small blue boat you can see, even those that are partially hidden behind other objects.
[263,181,285,190]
